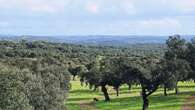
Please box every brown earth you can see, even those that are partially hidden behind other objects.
[181,95,195,110]
[79,102,100,110]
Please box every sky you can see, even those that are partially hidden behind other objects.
[0,0,195,36]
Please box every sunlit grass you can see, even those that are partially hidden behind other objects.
[66,79,195,110]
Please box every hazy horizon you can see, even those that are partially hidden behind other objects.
[1,34,194,37]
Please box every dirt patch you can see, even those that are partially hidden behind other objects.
[181,95,195,110]
[79,102,99,110]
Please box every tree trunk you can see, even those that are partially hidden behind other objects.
[116,87,119,96]
[175,86,178,94]
[128,84,131,92]
[72,75,75,80]
[101,85,110,101]
[93,85,98,92]
[164,86,167,96]
[175,82,179,94]
[142,88,149,110]
[142,96,149,110]
[93,87,97,92]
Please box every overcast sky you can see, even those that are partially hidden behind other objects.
[0,0,195,36]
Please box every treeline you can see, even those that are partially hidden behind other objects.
[0,40,165,58]
[0,35,194,110]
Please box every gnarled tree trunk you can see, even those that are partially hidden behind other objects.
[101,85,110,101]
[142,88,149,110]
[141,85,158,110]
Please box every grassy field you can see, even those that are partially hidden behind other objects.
[66,79,195,110]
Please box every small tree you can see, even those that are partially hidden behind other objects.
[68,66,81,80]
[123,57,164,110]
[79,60,112,101]
[137,64,161,110]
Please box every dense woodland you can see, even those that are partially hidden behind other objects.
[0,35,195,110]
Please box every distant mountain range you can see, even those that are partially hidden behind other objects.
[0,35,194,46]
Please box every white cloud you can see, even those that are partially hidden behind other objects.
[0,0,194,15]
[0,0,70,13]
[85,1,101,14]
[137,18,182,29]
[65,18,183,35]
[154,0,195,13]
[175,0,195,12]
[84,0,136,15]
[132,18,183,35]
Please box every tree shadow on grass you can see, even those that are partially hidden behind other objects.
[108,90,139,96]
[96,96,141,110]
[178,85,195,88]
[95,93,187,110]
[70,89,97,94]
[120,86,141,91]
[167,90,195,95]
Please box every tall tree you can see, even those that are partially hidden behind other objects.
[186,38,195,80]
[164,35,190,94]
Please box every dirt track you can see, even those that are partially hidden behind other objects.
[79,102,100,110]
[181,95,195,110]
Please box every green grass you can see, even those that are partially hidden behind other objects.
[66,80,195,110]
